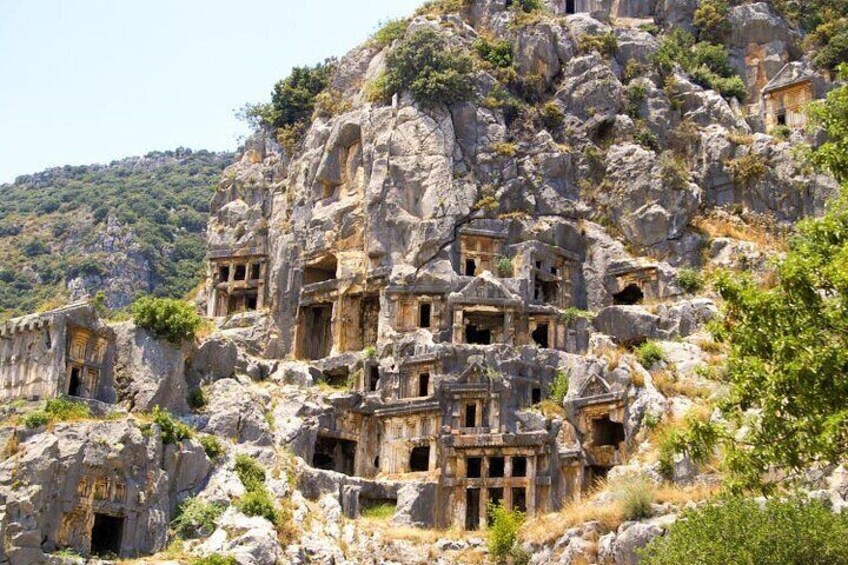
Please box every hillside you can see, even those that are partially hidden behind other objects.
[0,149,232,318]
[2,1,848,565]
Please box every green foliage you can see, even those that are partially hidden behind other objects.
[171,497,225,539]
[549,370,570,405]
[657,412,722,480]
[269,60,335,129]
[675,268,705,294]
[578,33,618,56]
[809,66,848,184]
[371,19,409,47]
[652,29,746,101]
[619,478,654,521]
[772,2,848,73]
[640,497,848,565]
[360,502,396,519]
[770,124,792,140]
[234,454,267,491]
[495,256,514,277]
[44,397,92,420]
[21,410,49,429]
[200,435,224,460]
[191,554,238,565]
[0,151,225,318]
[188,387,207,411]
[658,151,691,190]
[381,28,474,107]
[508,0,542,12]
[726,153,767,187]
[636,341,666,369]
[237,487,282,526]
[486,503,525,564]
[474,37,513,68]
[693,0,730,43]
[151,406,193,445]
[540,101,564,130]
[132,296,203,344]
[634,126,659,151]
[363,346,377,359]
[561,307,592,324]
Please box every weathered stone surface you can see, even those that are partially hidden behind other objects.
[113,322,191,413]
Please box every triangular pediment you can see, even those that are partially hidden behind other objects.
[455,274,519,304]
[763,62,813,94]
[579,374,611,398]
[458,361,489,384]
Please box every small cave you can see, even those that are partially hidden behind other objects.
[467,456,482,478]
[304,255,338,285]
[466,488,481,530]
[409,445,431,472]
[489,456,505,478]
[313,435,357,476]
[591,416,626,447]
[512,456,527,477]
[67,366,82,397]
[531,323,550,348]
[90,513,123,557]
[613,284,644,306]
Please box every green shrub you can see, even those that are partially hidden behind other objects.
[371,18,409,47]
[474,37,513,68]
[495,256,514,277]
[21,410,49,429]
[636,341,665,369]
[657,414,721,480]
[237,487,281,526]
[200,435,224,460]
[381,28,474,107]
[540,101,564,130]
[675,268,704,294]
[151,406,193,445]
[269,60,335,129]
[188,388,207,410]
[549,370,570,405]
[634,126,659,151]
[171,497,225,538]
[44,397,91,421]
[726,153,767,187]
[814,30,848,74]
[561,307,592,324]
[191,554,238,565]
[619,478,654,521]
[132,296,203,344]
[234,454,266,491]
[693,0,730,43]
[770,124,792,140]
[640,498,848,565]
[509,0,542,12]
[487,503,525,564]
[579,33,618,56]
[658,152,691,190]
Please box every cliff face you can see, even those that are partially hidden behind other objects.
[2,2,847,565]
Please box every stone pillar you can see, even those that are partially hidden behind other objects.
[452,308,464,344]
[527,456,538,516]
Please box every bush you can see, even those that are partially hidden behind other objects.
[549,370,570,404]
[634,126,659,151]
[188,388,207,410]
[619,478,654,521]
[23,239,50,258]
[675,268,704,294]
[381,28,474,107]
[540,101,564,130]
[171,497,225,538]
[269,60,335,129]
[191,554,238,565]
[21,410,49,429]
[579,33,618,56]
[151,406,194,445]
[508,0,542,12]
[45,397,92,421]
[770,124,792,140]
[200,435,224,460]
[658,152,691,190]
[474,37,513,68]
[237,487,281,526]
[693,0,730,43]
[371,18,408,47]
[361,502,396,519]
[636,341,665,369]
[132,296,203,344]
[640,498,848,565]
[487,503,525,564]
[234,454,266,491]
[495,256,514,277]
[726,154,767,187]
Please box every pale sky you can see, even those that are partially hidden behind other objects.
[0,0,423,183]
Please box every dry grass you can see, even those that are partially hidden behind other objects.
[598,345,628,371]
[692,212,788,252]
[536,399,567,419]
[522,495,625,545]
[653,482,721,505]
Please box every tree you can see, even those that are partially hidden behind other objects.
[270,60,335,128]
[700,76,848,492]
[381,28,474,107]
[809,64,848,184]
[132,296,203,344]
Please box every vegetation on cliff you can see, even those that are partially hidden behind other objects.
[0,149,230,319]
